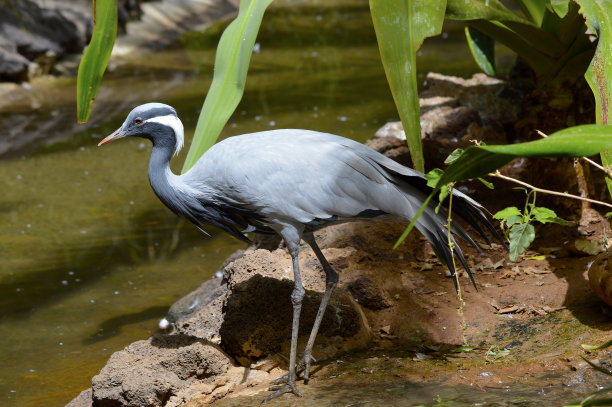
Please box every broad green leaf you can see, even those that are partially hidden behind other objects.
[506,215,522,226]
[508,222,535,261]
[530,205,572,225]
[580,0,612,199]
[465,27,496,76]
[76,0,117,123]
[436,124,612,187]
[181,0,273,173]
[493,206,521,220]
[551,0,571,18]
[516,0,547,25]
[467,20,557,76]
[370,0,446,172]
[425,168,444,188]
[446,0,527,23]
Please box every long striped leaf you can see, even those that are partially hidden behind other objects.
[369,0,446,173]
[181,0,273,173]
[76,0,117,123]
[580,0,612,199]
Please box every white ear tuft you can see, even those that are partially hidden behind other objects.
[146,114,184,155]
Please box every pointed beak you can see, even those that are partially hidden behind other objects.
[98,128,127,147]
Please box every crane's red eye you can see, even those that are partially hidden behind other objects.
[135,118,143,124]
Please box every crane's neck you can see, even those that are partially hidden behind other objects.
[148,143,184,214]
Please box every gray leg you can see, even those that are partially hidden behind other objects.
[271,233,338,386]
[300,233,338,382]
[263,226,304,402]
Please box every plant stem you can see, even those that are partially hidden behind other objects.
[490,170,612,209]
[446,186,467,345]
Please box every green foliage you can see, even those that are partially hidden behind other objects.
[485,345,510,362]
[76,0,117,123]
[369,0,446,173]
[435,125,612,188]
[494,191,571,261]
[465,26,496,76]
[395,126,612,249]
[181,0,273,173]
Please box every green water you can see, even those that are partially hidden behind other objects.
[0,2,515,406]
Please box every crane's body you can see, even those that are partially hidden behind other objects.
[99,103,502,401]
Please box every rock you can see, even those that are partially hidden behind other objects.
[420,72,518,127]
[65,388,92,407]
[91,335,235,407]
[0,0,87,81]
[588,253,612,307]
[369,72,513,170]
[219,248,364,364]
[347,276,392,310]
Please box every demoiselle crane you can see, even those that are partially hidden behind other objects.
[98,103,502,401]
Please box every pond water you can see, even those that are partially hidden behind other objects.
[0,1,533,406]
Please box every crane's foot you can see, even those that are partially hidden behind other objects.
[261,380,302,403]
[270,354,317,385]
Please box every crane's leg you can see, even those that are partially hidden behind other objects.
[263,227,305,402]
[299,233,338,382]
[271,233,338,385]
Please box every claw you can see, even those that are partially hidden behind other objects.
[270,353,317,385]
[261,381,302,403]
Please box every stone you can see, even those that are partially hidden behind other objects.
[91,335,234,407]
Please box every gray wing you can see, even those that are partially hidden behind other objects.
[183,129,502,286]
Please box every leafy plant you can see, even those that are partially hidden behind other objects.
[564,340,612,406]
[485,345,510,362]
[395,125,612,249]
[493,190,571,261]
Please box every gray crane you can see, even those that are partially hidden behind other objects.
[99,103,502,401]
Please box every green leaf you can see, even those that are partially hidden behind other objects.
[477,177,494,189]
[446,0,527,23]
[580,0,612,200]
[181,0,273,173]
[76,0,117,123]
[530,205,572,225]
[516,0,547,25]
[451,346,475,353]
[506,215,522,226]
[493,206,521,220]
[445,148,464,165]
[425,168,444,188]
[435,124,612,188]
[370,0,446,172]
[582,339,612,350]
[551,0,571,18]
[465,26,496,76]
[508,223,535,261]
[582,356,612,377]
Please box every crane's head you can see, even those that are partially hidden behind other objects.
[98,103,184,156]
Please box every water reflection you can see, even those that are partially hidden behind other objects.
[0,2,485,407]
